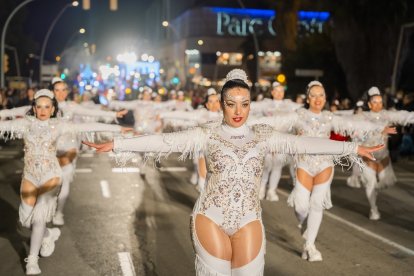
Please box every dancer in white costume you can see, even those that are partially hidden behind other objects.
[254,81,388,261]
[0,89,126,275]
[345,101,365,189]
[352,87,414,220]
[85,70,382,275]
[258,82,301,201]
[51,78,127,225]
[160,88,222,190]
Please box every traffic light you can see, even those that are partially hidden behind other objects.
[3,54,9,74]
[109,0,118,11]
[82,0,90,10]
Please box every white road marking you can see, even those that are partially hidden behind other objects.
[278,189,414,256]
[112,167,140,173]
[159,167,188,172]
[100,180,111,198]
[75,168,93,173]
[117,252,136,276]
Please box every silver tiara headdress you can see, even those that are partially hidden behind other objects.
[225,69,248,83]
[306,80,323,93]
[272,81,281,88]
[207,88,217,96]
[51,77,63,85]
[368,86,381,97]
[34,89,55,100]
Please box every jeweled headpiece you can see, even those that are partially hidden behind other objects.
[51,77,63,85]
[306,80,323,94]
[225,69,248,84]
[368,86,381,97]
[34,89,55,100]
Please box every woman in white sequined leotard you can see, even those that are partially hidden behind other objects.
[253,81,388,262]
[0,89,125,275]
[352,87,414,220]
[160,88,222,191]
[85,70,383,276]
[51,78,127,226]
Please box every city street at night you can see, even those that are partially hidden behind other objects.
[0,141,413,275]
[2,0,414,275]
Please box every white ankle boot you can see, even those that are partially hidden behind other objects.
[25,255,41,275]
[40,227,61,257]
[302,243,323,262]
[266,189,279,201]
[259,187,266,200]
[369,208,381,220]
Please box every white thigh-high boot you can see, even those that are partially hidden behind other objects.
[377,163,397,189]
[54,163,74,225]
[260,154,272,200]
[266,159,283,201]
[302,172,333,262]
[288,159,296,186]
[193,232,231,275]
[20,201,47,275]
[361,166,380,220]
[287,179,311,227]
[191,158,199,185]
[346,164,362,188]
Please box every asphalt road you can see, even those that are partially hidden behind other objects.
[0,140,413,276]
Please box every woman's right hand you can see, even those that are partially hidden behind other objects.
[82,141,114,152]
[357,144,384,161]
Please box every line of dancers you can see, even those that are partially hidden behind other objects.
[1,69,412,275]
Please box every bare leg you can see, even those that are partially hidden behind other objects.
[194,214,232,275]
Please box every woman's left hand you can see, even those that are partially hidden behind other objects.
[357,144,385,161]
[383,126,397,135]
[82,141,114,152]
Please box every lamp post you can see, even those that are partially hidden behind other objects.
[391,22,414,95]
[237,0,260,90]
[1,0,36,88]
[39,1,79,85]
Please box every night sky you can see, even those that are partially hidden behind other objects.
[21,0,153,61]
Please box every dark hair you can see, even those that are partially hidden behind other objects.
[49,80,67,91]
[26,96,60,118]
[220,79,250,105]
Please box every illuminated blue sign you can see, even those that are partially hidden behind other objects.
[210,7,330,37]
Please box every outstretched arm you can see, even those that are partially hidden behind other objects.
[331,114,385,136]
[267,130,383,161]
[0,118,29,138]
[83,127,207,158]
[72,103,125,120]
[0,106,31,120]
[385,110,414,126]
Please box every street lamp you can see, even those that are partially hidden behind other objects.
[162,20,179,40]
[39,1,79,85]
[1,0,36,88]
[79,28,86,34]
[391,22,414,95]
